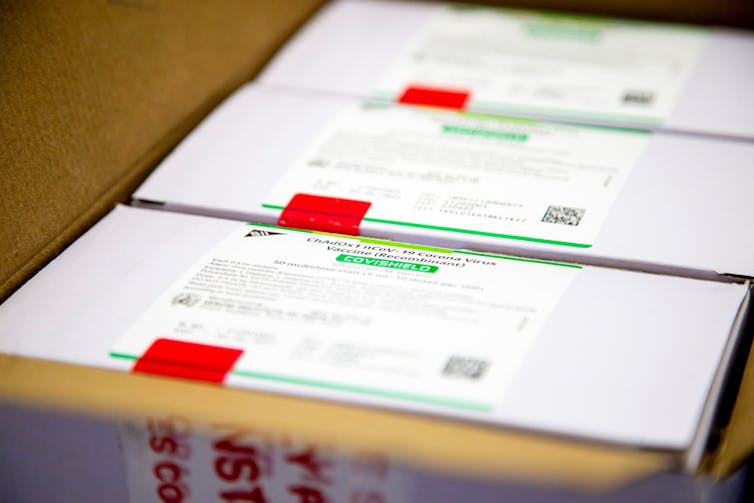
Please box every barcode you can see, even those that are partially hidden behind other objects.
[442,356,488,380]
[623,90,654,105]
[542,205,585,226]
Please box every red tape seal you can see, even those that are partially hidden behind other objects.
[133,338,243,384]
[398,85,471,110]
[278,193,371,235]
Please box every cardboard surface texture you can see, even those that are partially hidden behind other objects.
[0,0,324,303]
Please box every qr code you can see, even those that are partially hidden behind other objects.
[542,205,585,226]
[442,356,489,380]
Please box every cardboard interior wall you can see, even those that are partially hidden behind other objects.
[2,0,754,485]
[0,0,325,302]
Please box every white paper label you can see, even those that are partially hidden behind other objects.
[375,5,707,125]
[112,225,578,418]
[119,416,410,502]
[263,103,649,249]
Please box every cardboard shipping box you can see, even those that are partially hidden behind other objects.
[3,0,754,500]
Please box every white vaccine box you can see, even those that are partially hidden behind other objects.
[133,84,754,281]
[0,205,748,459]
[259,0,754,140]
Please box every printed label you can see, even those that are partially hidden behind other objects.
[111,225,579,418]
[263,103,650,248]
[374,5,707,125]
[119,416,409,502]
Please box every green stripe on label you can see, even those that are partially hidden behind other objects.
[365,94,658,131]
[231,369,492,412]
[442,124,528,142]
[361,216,592,248]
[461,110,540,126]
[469,101,660,129]
[111,352,491,412]
[336,254,438,273]
[263,204,592,249]
[110,352,138,361]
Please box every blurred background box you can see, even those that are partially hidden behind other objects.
[260,0,754,138]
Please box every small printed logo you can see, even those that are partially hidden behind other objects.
[622,90,654,105]
[245,229,284,238]
[171,292,201,307]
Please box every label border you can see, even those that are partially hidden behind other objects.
[110,352,493,413]
[261,204,593,250]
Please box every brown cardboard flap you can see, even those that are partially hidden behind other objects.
[0,354,674,492]
[0,0,324,303]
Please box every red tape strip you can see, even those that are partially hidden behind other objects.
[133,338,243,384]
[278,193,371,235]
[398,85,471,110]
